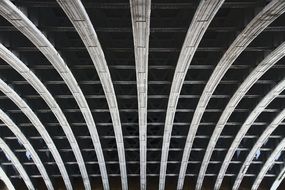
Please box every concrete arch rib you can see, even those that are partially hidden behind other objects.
[155,1,225,189]
[214,77,285,190]
[0,78,72,190]
[233,109,285,190]
[129,0,151,189]
[0,42,89,189]
[252,137,285,190]
[0,166,15,190]
[178,1,285,189]
[0,137,34,190]
[56,1,126,188]
[197,41,285,189]
[0,109,53,190]
[0,0,108,189]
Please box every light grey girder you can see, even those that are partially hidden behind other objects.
[129,0,151,189]
[197,40,285,190]
[0,166,15,190]
[155,1,225,189]
[0,0,108,189]
[271,152,285,190]
[177,0,285,189]
[0,137,34,190]
[214,76,285,190]
[0,78,72,190]
[252,137,285,190]
[0,109,53,190]
[56,0,127,188]
[233,109,285,190]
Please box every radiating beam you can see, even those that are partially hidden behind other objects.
[196,41,285,189]
[0,137,34,190]
[214,77,285,190]
[233,109,285,190]
[56,1,127,189]
[0,166,15,190]
[0,43,90,189]
[130,0,151,189]
[271,159,285,190]
[157,1,225,189]
[0,78,72,190]
[252,137,285,190]
[178,1,285,189]
[0,109,53,190]
[0,0,108,189]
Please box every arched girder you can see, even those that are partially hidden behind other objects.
[214,77,285,189]
[197,41,285,189]
[178,1,285,189]
[56,1,126,189]
[0,109,53,190]
[0,0,108,189]
[0,43,89,189]
[156,1,225,189]
[233,108,285,190]
[0,166,15,190]
[129,0,151,189]
[0,137,34,190]
[0,78,72,190]
[252,137,285,190]
[271,154,285,190]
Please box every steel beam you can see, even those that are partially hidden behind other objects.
[178,1,285,189]
[57,1,126,189]
[233,109,285,190]
[0,0,108,189]
[271,158,285,189]
[0,166,15,190]
[0,109,53,190]
[3,159,284,166]
[0,78,72,189]
[0,137,34,190]
[0,43,90,190]
[10,1,259,9]
[158,1,225,189]
[196,41,285,189]
[252,137,285,190]
[7,173,279,178]
[0,147,280,154]
[130,0,151,189]
[214,77,285,189]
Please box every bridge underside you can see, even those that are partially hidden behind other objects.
[0,0,285,189]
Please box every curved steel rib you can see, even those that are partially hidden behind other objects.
[214,77,285,189]
[233,109,285,190]
[0,166,15,190]
[56,1,127,188]
[129,0,151,189]
[154,1,225,189]
[271,154,285,190]
[177,1,285,189]
[0,43,88,189]
[197,41,285,189]
[0,0,108,189]
[0,78,72,190]
[252,137,285,190]
[0,137,34,190]
[0,109,53,190]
